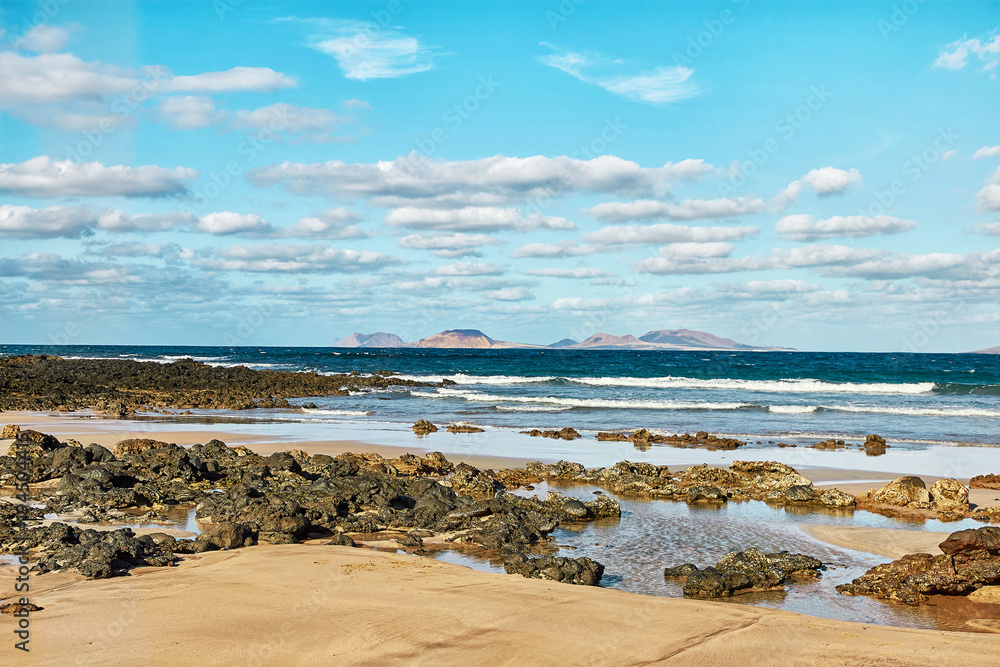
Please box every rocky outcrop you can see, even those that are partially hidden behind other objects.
[971,474,1000,490]
[597,430,745,450]
[503,553,604,585]
[929,479,970,512]
[1,424,20,439]
[412,419,437,435]
[446,424,485,434]
[12,524,179,579]
[857,476,971,514]
[665,548,824,598]
[836,527,1000,605]
[521,428,581,440]
[0,355,431,412]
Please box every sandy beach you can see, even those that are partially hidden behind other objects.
[4,409,1000,664]
[4,544,1000,666]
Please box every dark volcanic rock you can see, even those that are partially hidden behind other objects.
[24,523,178,579]
[522,428,581,440]
[836,527,1000,605]
[503,552,604,585]
[670,548,824,598]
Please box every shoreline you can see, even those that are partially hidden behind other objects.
[4,544,999,665]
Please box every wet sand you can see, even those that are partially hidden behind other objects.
[4,544,999,666]
[799,524,949,560]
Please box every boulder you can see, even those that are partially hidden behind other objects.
[1,424,20,439]
[112,438,172,458]
[929,479,969,512]
[196,522,254,550]
[674,548,824,598]
[327,534,358,547]
[864,434,887,456]
[412,419,437,435]
[503,553,604,586]
[864,476,931,508]
[970,474,1000,491]
[939,527,1000,556]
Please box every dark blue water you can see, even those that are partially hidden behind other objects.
[3,345,999,447]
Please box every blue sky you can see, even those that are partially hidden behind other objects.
[0,0,997,351]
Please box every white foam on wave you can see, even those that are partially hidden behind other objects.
[767,405,818,414]
[411,388,753,411]
[301,408,372,416]
[826,405,1000,418]
[395,373,936,395]
[494,405,573,413]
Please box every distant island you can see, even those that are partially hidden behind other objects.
[332,329,792,351]
[971,345,1000,354]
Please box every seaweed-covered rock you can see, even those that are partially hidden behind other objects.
[503,552,604,585]
[671,548,824,598]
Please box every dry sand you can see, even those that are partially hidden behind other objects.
[4,544,999,666]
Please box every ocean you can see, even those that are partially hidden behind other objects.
[3,345,999,449]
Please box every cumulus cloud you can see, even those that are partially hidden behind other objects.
[978,166,1000,211]
[0,52,295,107]
[483,287,533,302]
[232,103,355,144]
[434,262,506,276]
[397,232,501,258]
[12,25,71,52]
[972,222,1000,236]
[635,243,885,275]
[0,204,96,239]
[973,145,1000,159]
[773,167,862,212]
[584,223,758,245]
[588,197,765,223]
[539,44,698,104]
[524,268,614,279]
[194,244,400,273]
[934,33,1000,72]
[0,157,198,198]
[248,154,712,203]
[157,96,226,130]
[96,242,188,259]
[96,210,196,232]
[510,240,597,259]
[384,206,574,233]
[196,212,273,235]
[282,17,441,80]
[280,208,368,240]
[776,214,916,241]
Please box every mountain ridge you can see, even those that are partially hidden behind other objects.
[333,328,792,351]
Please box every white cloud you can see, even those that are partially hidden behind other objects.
[96,242,187,258]
[972,222,1000,236]
[285,17,441,80]
[524,268,613,279]
[776,214,916,241]
[483,287,533,302]
[510,240,596,258]
[248,153,712,202]
[774,167,862,212]
[978,166,1000,211]
[158,96,226,130]
[635,243,885,275]
[97,210,196,232]
[12,25,71,52]
[0,157,198,198]
[194,244,400,273]
[658,242,735,259]
[539,45,698,104]
[584,223,758,245]
[384,206,574,233]
[160,66,295,93]
[197,212,272,235]
[934,33,1000,72]
[397,232,501,258]
[232,103,354,144]
[0,204,95,239]
[281,208,367,239]
[973,145,1000,159]
[825,253,970,279]
[731,279,820,294]
[551,296,609,310]
[588,197,765,223]
[0,52,295,107]
[435,262,506,276]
